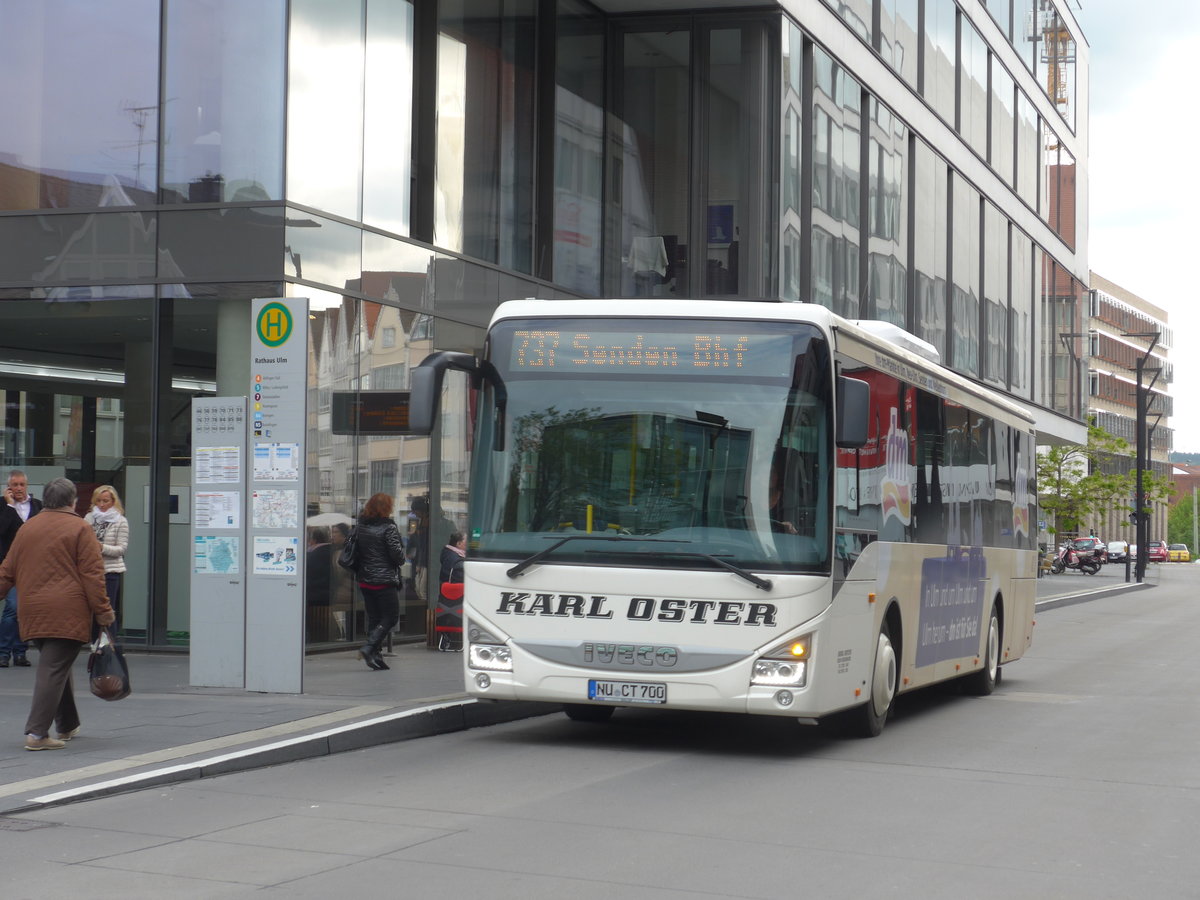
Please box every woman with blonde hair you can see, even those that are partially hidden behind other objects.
[84,485,128,633]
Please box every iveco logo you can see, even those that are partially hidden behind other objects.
[583,643,678,668]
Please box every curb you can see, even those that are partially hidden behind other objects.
[10,699,555,814]
[1035,579,1154,611]
[7,582,1144,813]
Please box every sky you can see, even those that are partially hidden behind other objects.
[1077,1,1200,452]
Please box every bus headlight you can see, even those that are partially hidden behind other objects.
[469,643,513,672]
[751,634,811,687]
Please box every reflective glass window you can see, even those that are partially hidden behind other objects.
[1049,138,1075,246]
[0,0,158,211]
[821,0,872,43]
[880,0,920,88]
[1040,120,1056,226]
[960,18,988,156]
[1015,0,1037,72]
[867,99,908,327]
[1015,90,1039,208]
[950,175,980,377]
[985,0,1013,41]
[283,212,362,292]
[704,23,771,298]
[982,201,1008,387]
[811,47,861,319]
[924,0,957,126]
[1036,2,1075,131]
[553,0,604,296]
[436,0,537,273]
[1038,254,1081,414]
[780,21,804,301]
[362,232,434,309]
[363,0,415,236]
[610,27,690,298]
[158,207,284,283]
[990,62,1015,187]
[288,0,365,220]
[0,290,156,640]
[162,0,285,204]
[1010,228,1033,398]
[0,212,155,285]
[912,140,947,358]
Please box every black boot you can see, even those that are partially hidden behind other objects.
[357,626,388,670]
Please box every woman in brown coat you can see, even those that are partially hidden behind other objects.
[0,478,114,750]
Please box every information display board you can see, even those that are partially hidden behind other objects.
[189,397,248,688]
[245,298,308,692]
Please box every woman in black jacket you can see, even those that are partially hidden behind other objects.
[350,493,406,670]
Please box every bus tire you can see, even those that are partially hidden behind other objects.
[963,603,1001,696]
[564,704,615,723]
[847,619,897,738]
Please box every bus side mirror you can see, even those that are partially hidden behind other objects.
[835,375,869,448]
[408,351,478,435]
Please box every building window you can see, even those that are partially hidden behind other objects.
[163,0,285,204]
[913,139,948,359]
[382,326,396,348]
[959,18,988,157]
[811,46,861,319]
[867,99,908,327]
[436,0,536,273]
[371,363,406,390]
[950,175,980,378]
[924,0,957,126]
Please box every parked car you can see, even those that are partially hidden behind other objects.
[1106,540,1129,563]
[1168,543,1191,563]
[1147,540,1168,563]
[1071,536,1107,564]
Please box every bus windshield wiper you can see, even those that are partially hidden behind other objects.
[646,550,773,591]
[506,534,630,578]
[507,536,772,591]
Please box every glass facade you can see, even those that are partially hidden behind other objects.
[162,0,286,205]
[0,0,1090,656]
[0,0,160,210]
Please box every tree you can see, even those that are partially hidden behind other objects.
[1167,491,1198,548]
[1037,418,1170,538]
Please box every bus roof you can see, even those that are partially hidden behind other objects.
[489,298,1035,426]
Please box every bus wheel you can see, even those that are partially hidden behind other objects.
[847,620,897,738]
[564,704,615,723]
[963,604,1000,695]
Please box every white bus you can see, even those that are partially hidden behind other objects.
[410,299,1037,736]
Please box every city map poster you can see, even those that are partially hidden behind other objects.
[252,535,300,575]
[252,489,299,529]
[193,535,240,575]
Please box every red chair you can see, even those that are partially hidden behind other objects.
[435,582,464,651]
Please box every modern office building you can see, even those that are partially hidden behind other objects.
[1087,272,1172,544]
[0,0,1089,651]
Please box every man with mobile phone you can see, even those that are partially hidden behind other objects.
[0,471,42,667]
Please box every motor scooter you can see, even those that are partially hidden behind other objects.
[1049,543,1101,575]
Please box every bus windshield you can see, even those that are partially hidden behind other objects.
[469,317,833,573]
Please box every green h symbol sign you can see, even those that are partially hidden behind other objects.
[257,302,293,348]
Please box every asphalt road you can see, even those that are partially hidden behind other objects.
[3,562,1199,898]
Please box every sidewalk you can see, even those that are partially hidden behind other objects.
[0,564,1155,815]
[0,642,547,815]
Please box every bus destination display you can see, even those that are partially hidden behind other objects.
[510,328,793,377]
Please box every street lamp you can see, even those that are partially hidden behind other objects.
[1121,330,1160,583]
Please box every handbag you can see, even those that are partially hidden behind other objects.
[337,526,360,571]
[87,627,132,701]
